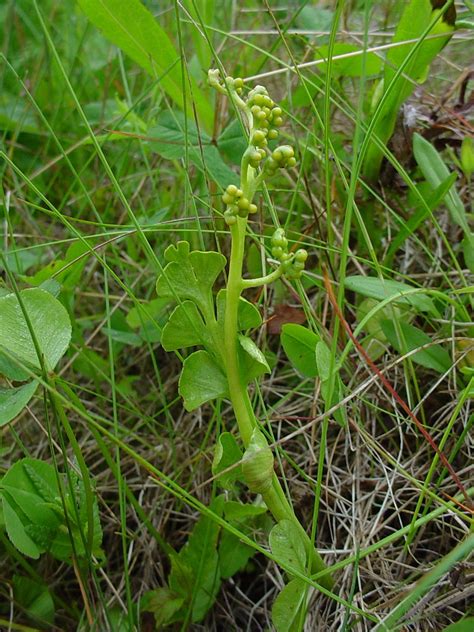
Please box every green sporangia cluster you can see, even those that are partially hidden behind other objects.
[271,228,309,280]
[208,68,308,281]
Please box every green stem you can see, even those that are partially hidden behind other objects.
[241,266,284,289]
[223,195,334,591]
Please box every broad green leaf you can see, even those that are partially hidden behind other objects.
[315,341,332,382]
[161,301,210,351]
[12,576,55,624]
[141,587,184,628]
[272,578,308,632]
[0,459,102,562]
[269,520,307,575]
[238,335,270,380]
[168,496,223,623]
[344,276,436,314]
[223,501,267,521]
[148,111,211,160]
[381,320,452,373]
[126,298,167,329]
[216,290,262,330]
[0,288,71,372]
[218,529,255,580]
[179,350,228,411]
[2,495,41,559]
[156,241,226,317]
[148,112,239,188]
[212,433,243,490]
[363,0,455,181]
[217,118,248,165]
[0,381,38,426]
[219,500,266,579]
[77,0,213,130]
[442,619,474,632]
[281,324,320,378]
[24,241,89,289]
[314,43,382,77]
[413,133,469,232]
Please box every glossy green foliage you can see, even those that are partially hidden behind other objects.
[0,459,103,561]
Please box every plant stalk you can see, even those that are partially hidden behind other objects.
[223,209,334,590]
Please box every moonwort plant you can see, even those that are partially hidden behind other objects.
[155,70,334,595]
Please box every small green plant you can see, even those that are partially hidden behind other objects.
[151,69,334,628]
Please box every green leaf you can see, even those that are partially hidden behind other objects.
[179,350,228,411]
[148,112,239,188]
[12,576,55,624]
[272,578,308,632]
[363,0,455,181]
[462,234,474,274]
[0,381,38,426]
[76,0,213,130]
[212,432,243,490]
[442,619,474,632]
[315,341,332,382]
[0,459,102,562]
[169,496,224,623]
[269,520,307,575]
[238,335,270,382]
[281,324,320,378]
[0,288,72,372]
[344,276,436,314]
[316,342,347,428]
[223,501,267,521]
[216,290,262,330]
[413,133,468,232]
[156,241,226,317]
[161,301,210,351]
[1,495,42,559]
[217,118,248,165]
[314,43,382,77]
[218,529,255,580]
[381,320,452,373]
[384,172,458,264]
[141,587,184,628]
